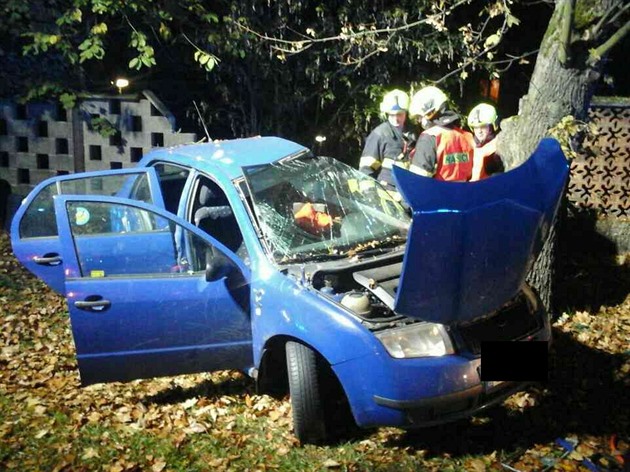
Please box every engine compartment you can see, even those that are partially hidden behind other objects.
[287,254,410,327]
[284,255,545,354]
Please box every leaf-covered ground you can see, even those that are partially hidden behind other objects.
[1,231,628,471]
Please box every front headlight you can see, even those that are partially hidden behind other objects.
[375,323,454,358]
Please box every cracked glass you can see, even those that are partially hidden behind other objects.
[243,154,410,264]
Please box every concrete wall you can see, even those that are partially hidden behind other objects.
[0,100,74,196]
[0,91,196,196]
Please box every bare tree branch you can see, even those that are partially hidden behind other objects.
[591,0,628,39]
[522,0,554,5]
[434,5,512,84]
[607,1,630,25]
[588,18,630,65]
[229,0,471,51]
[435,41,500,84]
[487,49,540,73]
[269,43,313,55]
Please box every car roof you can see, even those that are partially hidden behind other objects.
[140,136,309,180]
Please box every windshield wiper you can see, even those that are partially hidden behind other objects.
[280,252,347,264]
[351,238,406,258]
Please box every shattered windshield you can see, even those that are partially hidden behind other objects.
[243,154,410,264]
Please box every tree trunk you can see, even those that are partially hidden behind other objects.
[497,0,601,314]
[499,0,597,168]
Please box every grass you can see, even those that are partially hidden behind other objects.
[0,231,628,471]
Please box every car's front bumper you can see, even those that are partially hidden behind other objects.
[332,308,551,429]
[373,379,532,427]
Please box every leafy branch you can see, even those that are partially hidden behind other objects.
[182,33,220,72]
[126,15,156,70]
[89,116,118,138]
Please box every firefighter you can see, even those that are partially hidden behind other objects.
[467,103,504,181]
[358,89,418,195]
[408,86,475,182]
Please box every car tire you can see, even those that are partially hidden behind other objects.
[286,341,327,444]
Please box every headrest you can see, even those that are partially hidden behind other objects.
[198,185,215,205]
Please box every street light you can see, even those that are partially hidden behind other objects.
[314,135,327,155]
[112,78,129,94]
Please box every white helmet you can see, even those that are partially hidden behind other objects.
[468,103,498,131]
[409,86,448,120]
[379,89,410,115]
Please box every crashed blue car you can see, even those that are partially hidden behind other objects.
[11,136,568,443]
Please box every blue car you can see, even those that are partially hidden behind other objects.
[11,136,568,443]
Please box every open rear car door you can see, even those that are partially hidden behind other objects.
[10,168,165,294]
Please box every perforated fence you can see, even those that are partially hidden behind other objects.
[567,98,630,218]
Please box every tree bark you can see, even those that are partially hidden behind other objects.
[497,0,601,314]
[499,1,597,169]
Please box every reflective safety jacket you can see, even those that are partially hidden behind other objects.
[415,126,475,182]
[471,137,497,180]
[471,135,504,181]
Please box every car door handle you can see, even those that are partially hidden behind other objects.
[33,254,62,266]
[74,299,111,312]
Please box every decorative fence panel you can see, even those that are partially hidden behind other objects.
[567,99,630,218]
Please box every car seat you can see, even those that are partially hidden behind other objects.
[193,182,246,258]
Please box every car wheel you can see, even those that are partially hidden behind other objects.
[285,341,327,444]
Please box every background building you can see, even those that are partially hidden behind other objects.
[0,90,196,196]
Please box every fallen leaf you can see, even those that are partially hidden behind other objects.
[322,459,341,468]
[151,460,167,472]
[465,458,486,472]
[181,398,198,410]
[81,447,99,460]
[184,421,206,434]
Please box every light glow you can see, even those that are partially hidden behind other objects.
[114,78,129,89]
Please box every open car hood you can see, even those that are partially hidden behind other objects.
[392,138,569,324]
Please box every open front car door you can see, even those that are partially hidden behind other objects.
[52,195,252,386]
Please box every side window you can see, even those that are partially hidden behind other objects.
[66,201,217,277]
[20,173,157,239]
[191,176,249,262]
[20,184,58,238]
[151,163,190,214]
[126,173,154,204]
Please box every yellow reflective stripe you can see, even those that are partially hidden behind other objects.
[390,191,402,202]
[409,164,433,177]
[382,155,409,170]
[359,156,381,170]
[348,178,360,193]
[359,179,376,192]
[377,188,391,199]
